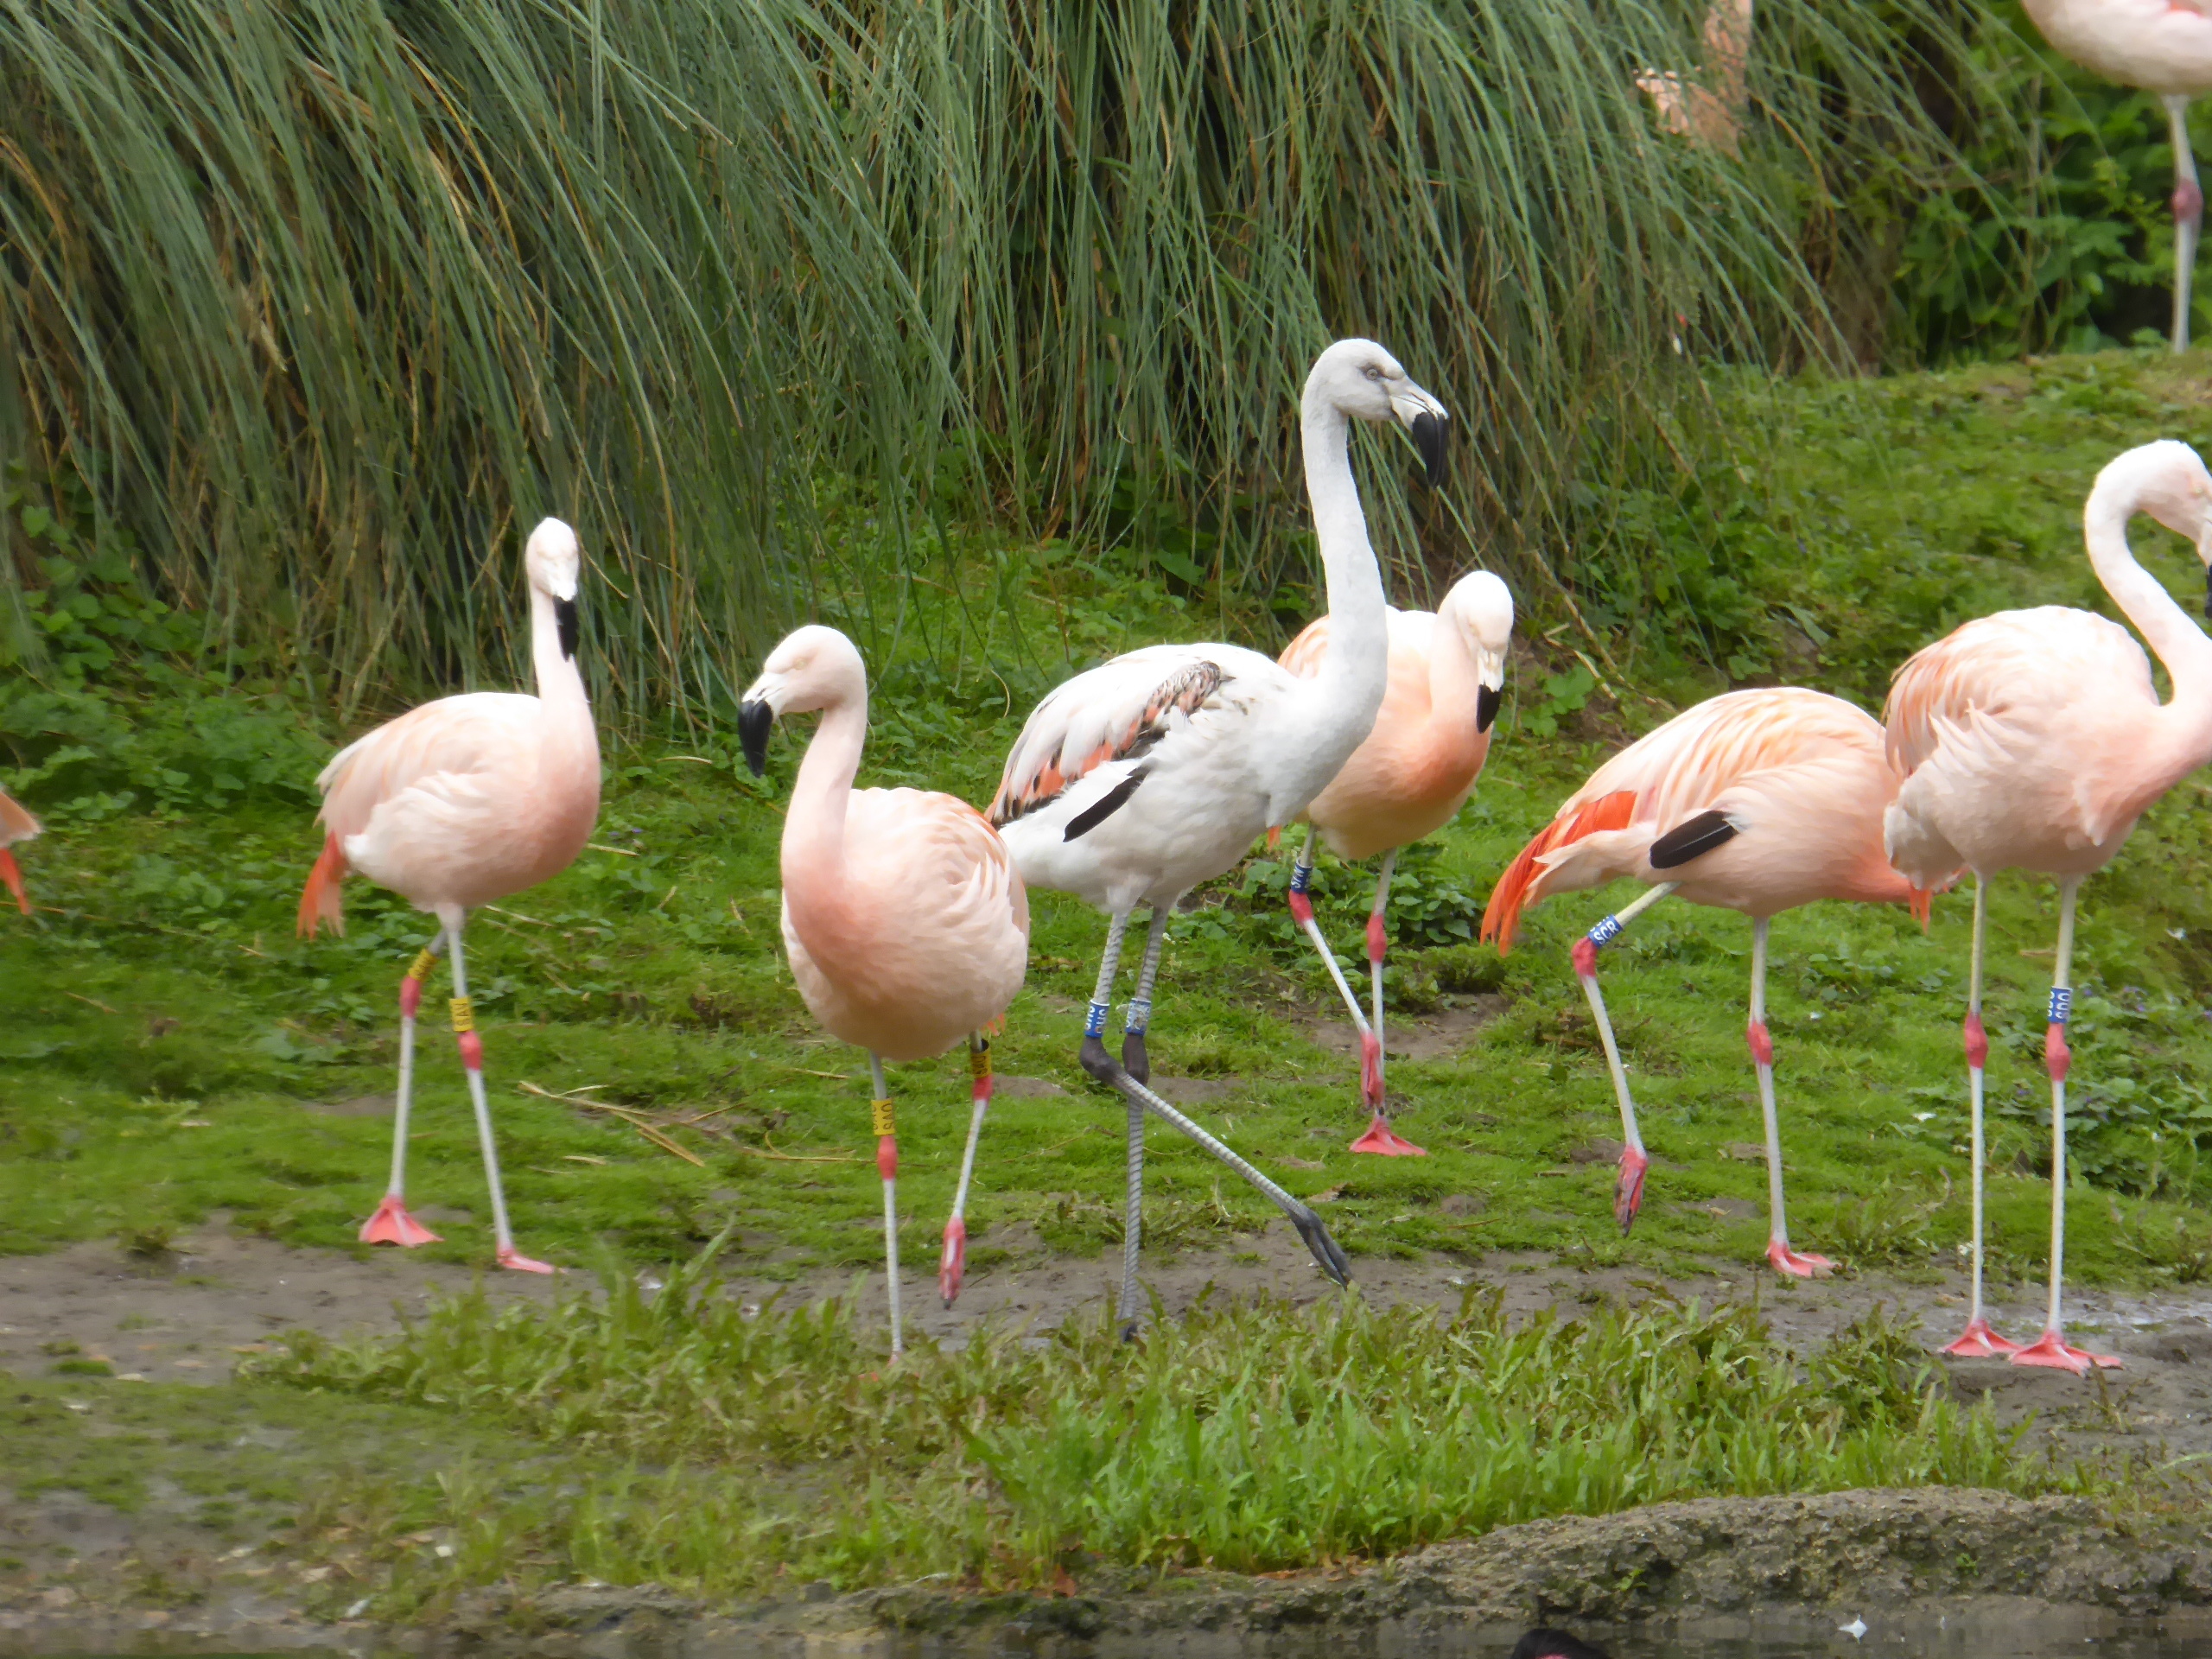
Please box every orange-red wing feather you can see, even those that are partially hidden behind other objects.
[1480,790,1637,955]
[297,832,349,938]
[989,658,1225,827]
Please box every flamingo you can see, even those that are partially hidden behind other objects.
[739,625,1029,1357]
[987,338,1448,1328]
[1884,439,2212,1371]
[1480,688,1939,1275]
[1277,569,1515,1155]
[296,518,600,1274]
[1635,0,1753,155]
[2017,0,2212,349]
[0,789,39,916]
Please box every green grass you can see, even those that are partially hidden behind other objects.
[242,1270,2062,1601]
[10,349,2212,1294]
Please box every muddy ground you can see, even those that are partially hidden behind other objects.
[7,1216,2212,1655]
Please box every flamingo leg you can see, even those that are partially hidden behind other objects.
[1285,828,1392,1143]
[0,848,27,916]
[870,1052,905,1357]
[1122,906,1169,1084]
[939,1035,991,1307]
[359,933,447,1249]
[1570,881,1676,1233]
[1750,917,1831,1279]
[1350,851,1423,1157]
[1079,909,1350,1316]
[1944,875,2018,1356]
[2012,879,2120,1371]
[2170,95,2201,353]
[446,918,552,1274]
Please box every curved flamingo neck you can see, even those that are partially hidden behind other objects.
[1298,399,1389,728]
[781,681,868,928]
[2083,482,2212,783]
[1425,602,1486,724]
[527,588,599,791]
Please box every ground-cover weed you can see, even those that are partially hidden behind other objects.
[253,1249,2070,1591]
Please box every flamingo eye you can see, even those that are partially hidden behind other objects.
[1365,365,1384,381]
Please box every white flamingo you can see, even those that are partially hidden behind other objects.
[987,338,1449,1327]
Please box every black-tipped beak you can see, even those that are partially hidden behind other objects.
[739,699,773,777]
[554,596,580,661]
[1476,682,1502,734]
[1411,410,1447,490]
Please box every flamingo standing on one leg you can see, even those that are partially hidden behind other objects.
[0,789,39,915]
[297,518,600,1274]
[988,338,1449,1330]
[2017,0,2212,350]
[1480,688,1941,1275]
[1277,569,1515,1155]
[1885,439,2212,1370]
[740,626,1028,1356]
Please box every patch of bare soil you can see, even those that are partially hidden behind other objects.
[1297,993,1511,1065]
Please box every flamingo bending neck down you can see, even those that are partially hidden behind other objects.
[0,789,40,915]
[1481,687,1940,1275]
[1885,439,2212,1370]
[2018,0,2212,349]
[988,338,1449,1330]
[741,626,1028,1357]
[1635,0,1753,155]
[297,518,601,1274]
[1278,569,1514,1155]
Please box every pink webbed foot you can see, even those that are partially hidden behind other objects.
[2009,1329,2120,1373]
[1765,1241,1834,1279]
[1614,1145,1649,1235]
[1349,1115,1427,1157]
[359,1195,442,1248]
[495,1246,557,1275]
[1940,1316,2022,1358]
[940,1215,968,1306]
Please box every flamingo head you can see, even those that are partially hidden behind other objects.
[2099,440,2212,617]
[740,624,868,776]
[1306,339,1450,487]
[525,518,583,658]
[1442,569,1516,732]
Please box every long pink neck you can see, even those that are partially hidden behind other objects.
[780,689,868,937]
[1423,606,1491,775]
[2083,485,2212,798]
[528,588,600,812]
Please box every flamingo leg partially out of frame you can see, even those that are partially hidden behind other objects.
[448,918,554,1275]
[1568,882,1677,1233]
[1287,830,1422,1155]
[359,932,448,1249]
[938,1034,992,1307]
[1747,917,1831,1279]
[1943,876,2020,1357]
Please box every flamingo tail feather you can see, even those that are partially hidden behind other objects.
[1479,790,1637,955]
[298,833,348,938]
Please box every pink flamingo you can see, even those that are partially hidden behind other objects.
[297,518,599,1274]
[1635,0,1754,155]
[1481,687,1938,1275]
[1277,569,1514,1155]
[0,789,38,915]
[989,339,1448,1329]
[2017,0,2212,349]
[1885,439,2212,1370]
[740,625,1028,1356]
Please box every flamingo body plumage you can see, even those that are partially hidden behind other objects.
[742,625,1028,1350]
[989,338,1450,1328]
[1883,438,2212,1371]
[1278,571,1514,1154]
[297,518,600,1273]
[1483,687,1936,1271]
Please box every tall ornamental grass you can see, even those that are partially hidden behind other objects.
[1,0,1993,718]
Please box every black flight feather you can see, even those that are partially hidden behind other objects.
[1647,809,1738,870]
[1065,766,1150,841]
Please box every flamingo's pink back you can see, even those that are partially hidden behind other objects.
[0,788,38,848]
[1483,688,1929,950]
[784,785,1029,1061]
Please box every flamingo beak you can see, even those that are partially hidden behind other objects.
[1475,681,1503,734]
[1392,384,1450,488]
[739,698,773,777]
[554,597,580,661]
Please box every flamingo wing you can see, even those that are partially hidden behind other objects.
[1482,688,1883,950]
[0,788,40,847]
[988,645,1240,828]
[314,692,543,838]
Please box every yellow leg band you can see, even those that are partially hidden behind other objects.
[450,996,475,1033]
[407,948,439,983]
[871,1097,895,1139]
[969,1039,991,1081]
